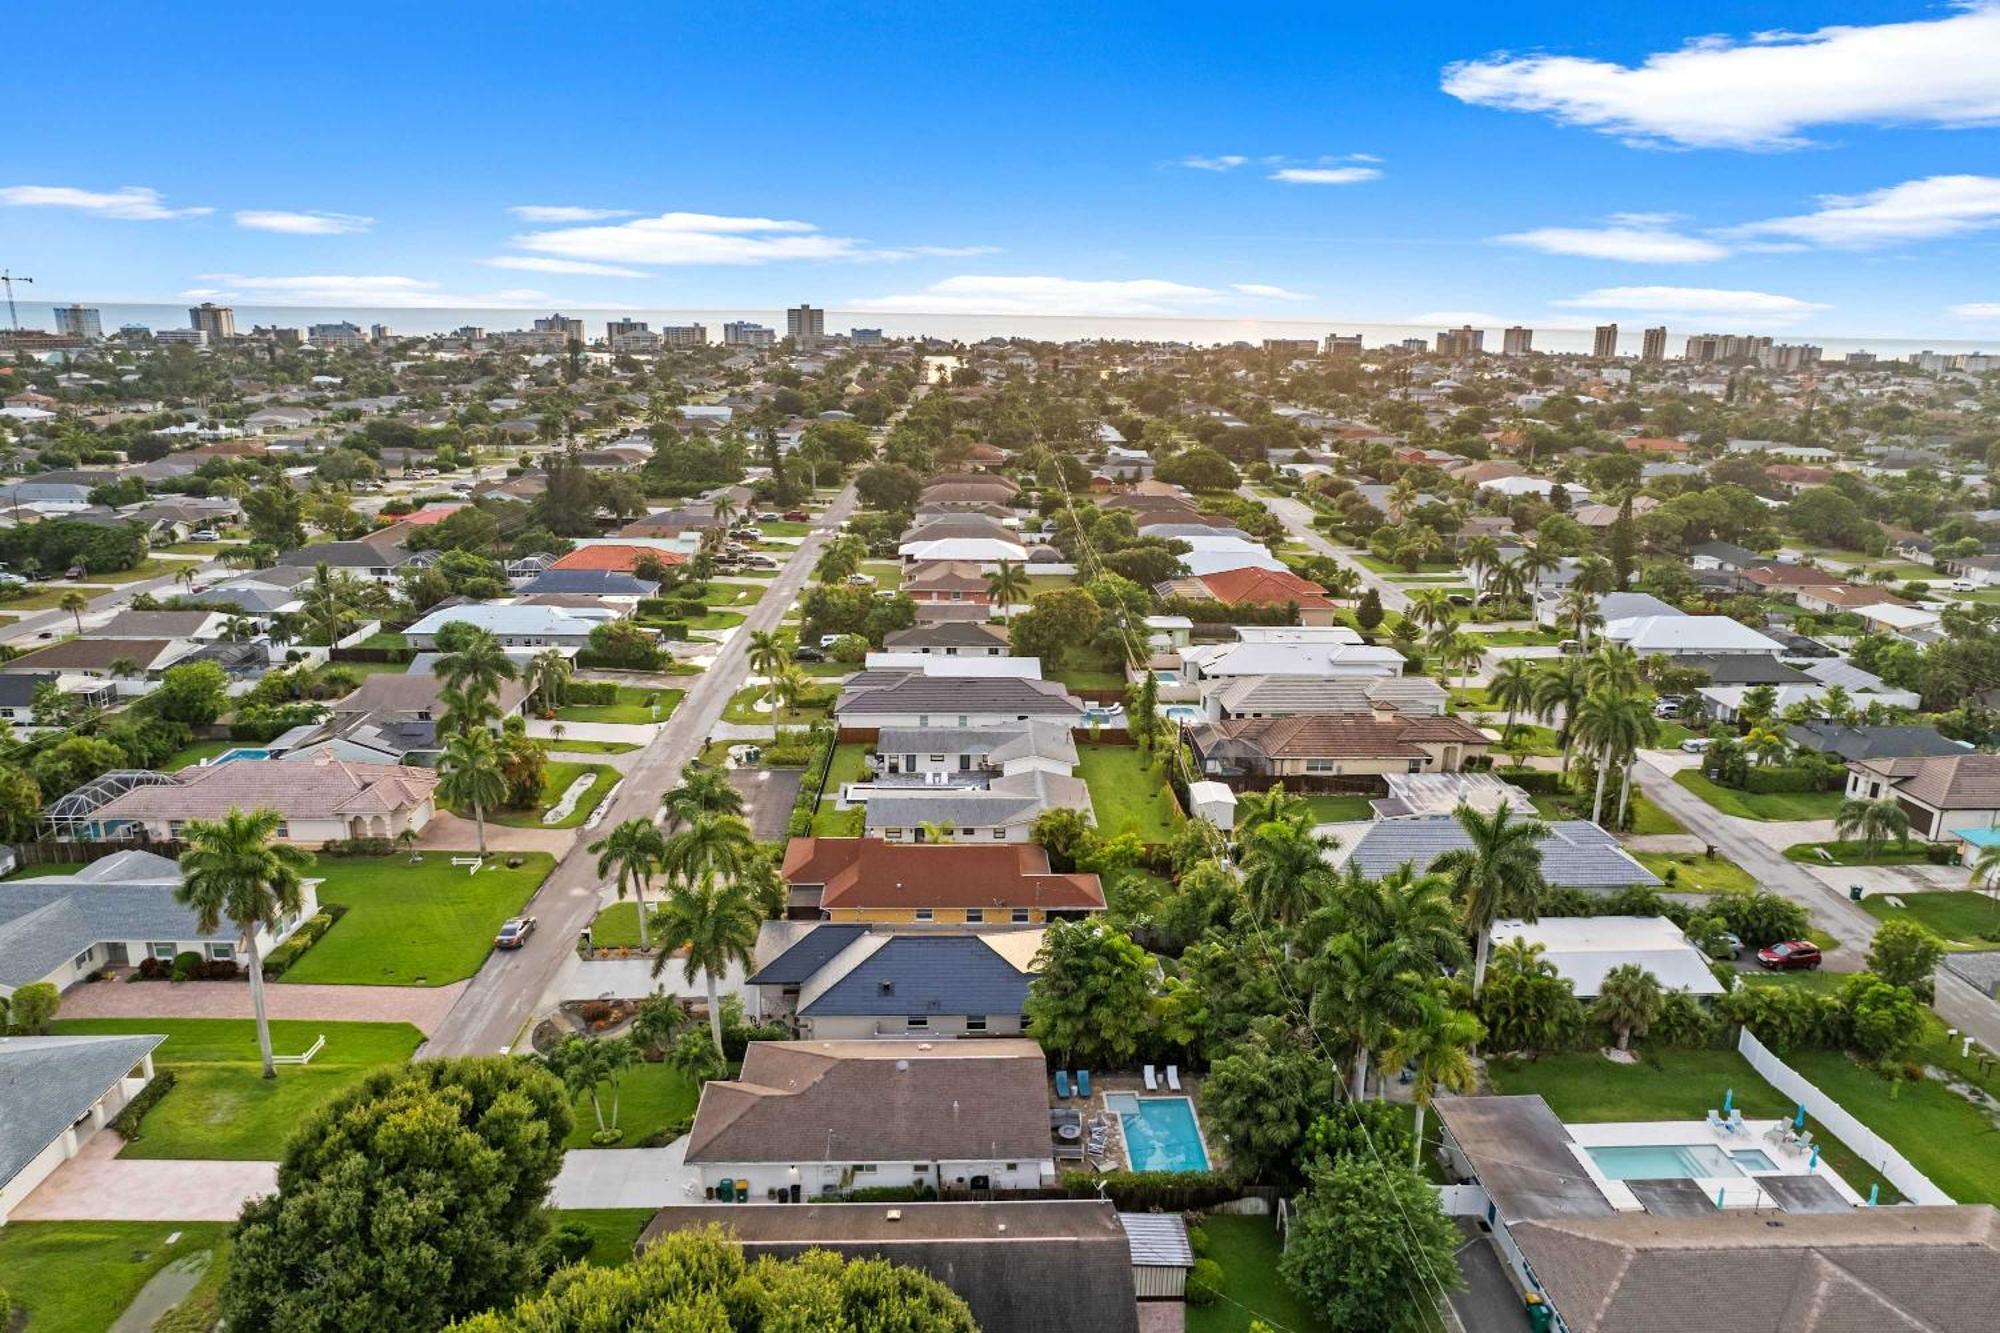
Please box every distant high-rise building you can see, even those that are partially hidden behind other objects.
[370,323,394,342]
[1398,337,1429,353]
[53,305,102,340]
[659,324,706,348]
[451,326,486,342]
[724,321,776,348]
[1435,325,1483,357]
[850,327,885,347]
[786,304,825,348]
[1592,324,1619,359]
[253,325,303,347]
[1759,343,1822,373]
[1502,326,1534,356]
[605,317,651,344]
[1262,338,1319,355]
[533,313,585,343]
[1684,333,1772,365]
[309,321,367,348]
[155,328,209,346]
[1844,350,1877,367]
[1324,333,1363,357]
[1641,326,1668,362]
[189,302,236,341]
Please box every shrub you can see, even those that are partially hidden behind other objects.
[200,958,241,981]
[1739,765,1825,795]
[171,951,204,982]
[1924,842,1959,865]
[8,981,58,1033]
[261,907,344,978]
[1055,1169,1237,1211]
[1185,1224,1210,1258]
[319,836,397,857]
[540,1219,596,1272]
[1712,890,1810,949]
[137,956,172,980]
[1843,976,1925,1062]
[1186,1257,1224,1307]
[107,1069,177,1141]
[562,680,620,706]
[578,1000,614,1025]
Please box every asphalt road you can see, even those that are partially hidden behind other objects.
[420,481,860,1058]
[0,558,230,647]
[1248,486,1414,613]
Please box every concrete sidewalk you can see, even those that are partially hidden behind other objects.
[54,976,465,1035]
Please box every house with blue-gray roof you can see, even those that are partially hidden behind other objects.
[0,1033,166,1222]
[1337,817,1660,894]
[748,923,1043,1040]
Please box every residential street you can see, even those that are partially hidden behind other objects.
[419,481,858,1058]
[1249,486,1414,612]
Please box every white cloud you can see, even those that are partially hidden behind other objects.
[515,211,985,266]
[1948,302,2000,319]
[1442,6,2000,149]
[234,209,374,235]
[1730,174,2000,247]
[1233,283,1313,301]
[1551,284,1828,325]
[1408,310,1507,327]
[0,184,209,220]
[185,273,557,308]
[484,256,648,277]
[1182,155,1248,171]
[1270,166,1382,185]
[848,275,1242,317]
[508,205,637,222]
[1495,223,1729,263]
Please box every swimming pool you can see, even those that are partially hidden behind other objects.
[1105,1093,1210,1172]
[212,747,274,765]
[1161,705,1202,724]
[1586,1144,1742,1180]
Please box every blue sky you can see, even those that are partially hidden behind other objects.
[7,2,2000,338]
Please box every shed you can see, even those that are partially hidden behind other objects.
[1186,780,1238,830]
[1118,1212,1195,1300]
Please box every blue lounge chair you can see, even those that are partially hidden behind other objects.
[1077,1070,1092,1097]
[1055,1069,1072,1099]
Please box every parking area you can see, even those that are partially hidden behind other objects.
[728,765,805,843]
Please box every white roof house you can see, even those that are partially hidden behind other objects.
[1478,475,1572,499]
[404,602,619,649]
[861,653,1045,678]
[1601,615,1785,657]
[1494,915,1724,998]
[1177,540,1288,577]
[897,537,1030,564]
[1182,640,1406,681]
[1857,603,1942,635]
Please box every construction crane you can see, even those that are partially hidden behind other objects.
[0,270,31,332]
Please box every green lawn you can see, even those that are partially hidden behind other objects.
[1783,1037,2000,1205]
[1051,649,1129,692]
[1185,1215,1331,1333]
[1673,770,1845,821]
[0,1221,231,1333]
[558,685,682,725]
[357,630,408,650]
[1629,791,1687,837]
[560,1060,701,1149]
[1487,1049,1901,1204]
[1303,793,1375,823]
[1448,686,1496,711]
[78,558,178,585]
[683,609,746,632]
[4,858,88,881]
[1652,721,1696,748]
[1860,890,2000,948]
[1473,628,1562,646]
[1354,553,1460,575]
[48,1018,422,1160]
[281,852,554,985]
[1633,851,1759,895]
[1487,723,1561,757]
[160,738,234,770]
[548,738,641,754]
[1783,840,1934,867]
[811,742,872,837]
[859,561,902,591]
[155,540,235,555]
[589,900,650,948]
[722,685,833,726]
[1078,746,1182,843]
[554,1209,655,1266]
[485,762,619,829]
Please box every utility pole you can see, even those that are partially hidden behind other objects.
[0,270,32,331]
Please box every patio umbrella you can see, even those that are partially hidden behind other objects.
[1722,1088,1733,1114]
[1794,1103,1807,1129]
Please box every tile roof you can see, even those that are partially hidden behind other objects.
[92,611,215,639]
[548,544,686,572]
[518,569,659,597]
[906,561,989,592]
[1852,753,2000,810]
[782,838,1105,912]
[747,923,869,985]
[684,1039,1052,1165]
[92,756,438,823]
[1196,566,1333,609]
[1211,674,1448,716]
[882,622,1011,650]
[0,852,223,988]
[0,639,180,672]
[1191,713,1486,761]
[837,673,1083,720]
[1343,817,1660,889]
[0,1034,167,1190]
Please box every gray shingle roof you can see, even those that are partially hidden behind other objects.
[518,569,659,597]
[0,852,223,988]
[748,924,868,985]
[838,673,1083,719]
[0,1034,166,1192]
[1342,817,1660,890]
[800,936,1033,1017]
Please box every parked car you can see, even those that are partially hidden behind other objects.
[1756,939,1822,971]
[1653,698,1681,718]
[818,634,843,649]
[1708,931,1744,960]
[845,573,876,587]
[1949,579,1976,592]
[782,510,809,522]
[1679,737,1714,753]
[1447,593,1473,607]
[1558,639,1581,654]
[0,572,25,587]
[189,529,221,542]
[792,646,826,662]
[757,511,781,522]
[494,917,537,950]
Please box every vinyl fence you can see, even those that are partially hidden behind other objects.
[1735,1028,1953,1205]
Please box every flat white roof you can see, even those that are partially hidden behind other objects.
[1495,915,1723,998]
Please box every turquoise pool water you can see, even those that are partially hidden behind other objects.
[1586,1144,1741,1180]
[1161,705,1202,723]
[213,747,274,764]
[1106,1093,1210,1172]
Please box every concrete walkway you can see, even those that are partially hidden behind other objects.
[540,951,751,1006]
[550,1138,700,1209]
[54,976,466,1034]
[8,1132,277,1222]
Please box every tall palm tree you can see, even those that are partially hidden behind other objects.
[1407,588,1454,637]
[1430,802,1549,991]
[1240,818,1337,932]
[174,565,199,596]
[1436,630,1484,691]
[661,761,745,829]
[985,560,1030,609]
[1461,535,1501,608]
[1516,545,1561,604]
[1309,929,1428,1100]
[437,727,505,854]
[769,662,810,723]
[59,590,88,635]
[1383,992,1484,1166]
[1234,782,1313,837]
[661,810,757,891]
[652,846,762,1057]
[304,562,358,647]
[710,494,739,532]
[590,817,667,951]
[1483,555,1527,609]
[1533,659,1590,778]
[1488,659,1541,743]
[745,629,786,679]
[1571,687,1650,826]
[1584,643,1643,696]
[1592,964,1664,1051]
[176,808,312,1079]
[527,649,571,715]
[436,626,518,705]
[1573,555,1617,597]
[812,534,866,585]
[1557,585,1603,648]
[1835,797,1910,860]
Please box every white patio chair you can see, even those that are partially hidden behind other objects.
[1166,1065,1182,1092]
[1143,1065,1158,1091]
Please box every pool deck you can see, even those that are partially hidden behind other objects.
[1054,1071,1214,1175]
[1564,1119,1862,1211]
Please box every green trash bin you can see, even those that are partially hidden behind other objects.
[1849,884,1864,902]
[1524,1293,1553,1332]
[717,1178,734,1203]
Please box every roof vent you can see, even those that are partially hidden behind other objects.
[896,1059,910,1071]
[886,1209,902,1222]
[997,1222,1007,1233]
[878,981,895,996]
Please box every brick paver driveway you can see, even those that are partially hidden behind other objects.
[55,977,465,1034]
[10,1133,275,1222]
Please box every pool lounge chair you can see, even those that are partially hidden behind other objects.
[1143,1065,1158,1091]
[1055,1070,1071,1099]
[1707,1109,1724,1132]
[1726,1109,1745,1134]
[1077,1069,1091,1097]
[1166,1065,1181,1091]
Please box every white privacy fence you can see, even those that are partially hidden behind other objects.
[1735,1028,1953,1205]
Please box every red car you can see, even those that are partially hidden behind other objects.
[1756,939,1822,971]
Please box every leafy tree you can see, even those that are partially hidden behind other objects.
[1866,919,1945,1002]
[243,485,306,550]
[1156,446,1240,491]
[177,808,312,1077]
[1843,976,1924,1062]
[0,766,43,842]
[221,1058,571,1333]
[1008,587,1102,670]
[1201,1018,1336,1183]
[31,735,126,799]
[1592,963,1664,1051]
[1477,939,1583,1053]
[855,462,922,510]
[1354,587,1384,632]
[456,1226,976,1332]
[1298,1100,1415,1174]
[1713,890,1810,949]
[1278,1155,1461,1332]
[8,981,59,1033]
[666,1026,726,1086]
[149,660,231,726]
[438,727,506,854]
[629,992,687,1058]
[1024,918,1155,1066]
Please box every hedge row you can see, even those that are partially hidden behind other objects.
[107,1069,177,1142]
[261,904,347,978]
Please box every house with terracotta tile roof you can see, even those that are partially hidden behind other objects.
[1195,567,1338,625]
[905,561,992,605]
[1187,713,1490,784]
[86,756,439,844]
[549,543,686,573]
[1623,436,1690,455]
[781,838,1105,923]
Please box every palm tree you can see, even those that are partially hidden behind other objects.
[1573,555,1617,597]
[303,562,358,647]
[527,649,571,715]
[1436,631,1484,691]
[1484,555,1527,609]
[1584,644,1643,696]
[710,494,740,533]
[769,662,810,723]
[661,762,746,828]
[1309,929,1428,1100]
[745,629,786,679]
[1234,782,1313,836]
[1557,586,1603,648]
[630,991,688,1057]
[1592,964,1664,1051]
[436,626,518,705]
[1516,545,1561,603]
[812,534,866,585]
[1383,992,1484,1166]
[986,560,1030,610]
[1431,802,1549,991]
[1534,658,1590,779]
[1835,796,1910,860]
[1488,659,1540,743]
[437,727,505,854]
[176,808,312,1079]
[174,565,198,596]
[1407,588,1454,637]
[1571,687,1650,826]
[1461,535,1501,608]
[59,590,88,635]
[1240,818,1338,931]
[590,817,667,952]
[652,871,761,1058]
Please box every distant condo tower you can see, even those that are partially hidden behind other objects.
[54,304,102,340]
[1502,325,1533,356]
[189,302,237,341]
[1591,323,1618,359]
[787,304,825,349]
[1641,326,1667,362]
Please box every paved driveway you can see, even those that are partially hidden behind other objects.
[416,812,576,854]
[549,1138,701,1209]
[730,765,804,843]
[1449,1222,1531,1332]
[9,1133,274,1222]
[1248,486,1415,613]
[54,976,464,1034]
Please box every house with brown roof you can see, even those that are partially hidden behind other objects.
[1623,436,1690,455]
[0,639,202,692]
[1734,562,1843,594]
[87,755,440,844]
[1195,567,1338,625]
[920,481,1019,509]
[1187,714,1490,786]
[548,543,686,573]
[781,838,1105,924]
[681,1039,1056,1198]
[1794,583,1907,615]
[1846,752,2000,843]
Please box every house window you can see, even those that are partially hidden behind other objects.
[273,822,290,839]
[148,942,177,960]
[1304,759,1335,773]
[944,647,957,656]
[73,947,95,969]
[918,715,929,727]
[914,909,934,922]
[957,715,968,727]
[991,828,1007,840]
[966,909,984,923]
[207,943,235,962]
[966,1016,988,1032]
[959,827,975,839]
[884,828,905,841]
[929,754,946,763]
[1407,759,1424,773]
[906,1016,929,1029]
[1011,909,1031,923]
[852,1164,878,1174]
[167,820,186,837]
[958,754,973,771]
